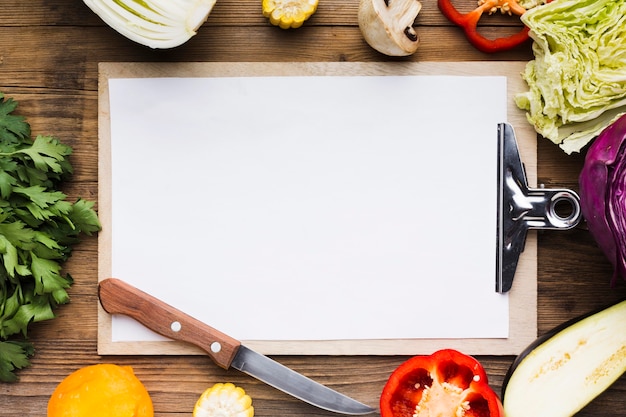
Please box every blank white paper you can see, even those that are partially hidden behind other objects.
[107,74,509,342]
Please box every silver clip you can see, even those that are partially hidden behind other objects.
[496,123,581,293]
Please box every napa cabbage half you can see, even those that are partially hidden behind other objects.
[515,0,626,154]
[83,0,217,49]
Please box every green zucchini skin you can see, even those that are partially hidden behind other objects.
[501,299,626,417]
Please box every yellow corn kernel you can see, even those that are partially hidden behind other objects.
[262,0,319,29]
[193,383,254,417]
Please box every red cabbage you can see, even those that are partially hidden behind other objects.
[579,114,626,286]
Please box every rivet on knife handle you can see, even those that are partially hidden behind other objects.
[98,278,240,369]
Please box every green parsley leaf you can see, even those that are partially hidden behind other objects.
[12,135,73,174]
[0,341,34,383]
[30,253,69,296]
[0,170,16,199]
[0,93,30,147]
[69,199,102,235]
[0,92,101,382]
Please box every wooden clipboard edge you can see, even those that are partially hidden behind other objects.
[97,66,112,356]
[97,61,537,356]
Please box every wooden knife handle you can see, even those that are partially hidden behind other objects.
[98,278,241,369]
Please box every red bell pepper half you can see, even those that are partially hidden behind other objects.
[437,0,530,53]
[380,349,503,417]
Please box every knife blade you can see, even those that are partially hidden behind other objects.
[98,278,375,415]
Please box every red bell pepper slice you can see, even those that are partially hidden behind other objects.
[380,349,503,417]
[437,0,530,53]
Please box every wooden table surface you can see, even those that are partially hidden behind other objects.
[1,1,625,416]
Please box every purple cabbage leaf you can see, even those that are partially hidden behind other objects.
[580,114,626,286]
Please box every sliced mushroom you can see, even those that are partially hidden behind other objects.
[358,0,422,56]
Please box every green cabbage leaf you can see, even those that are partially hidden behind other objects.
[515,0,626,154]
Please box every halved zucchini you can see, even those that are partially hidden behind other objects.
[502,299,626,417]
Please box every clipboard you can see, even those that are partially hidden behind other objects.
[98,61,540,356]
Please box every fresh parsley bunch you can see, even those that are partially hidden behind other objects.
[0,92,101,382]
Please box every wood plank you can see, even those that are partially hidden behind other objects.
[0,26,534,88]
[0,0,530,28]
[0,1,624,416]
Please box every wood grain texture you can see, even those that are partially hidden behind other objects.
[0,1,624,416]
[98,279,241,367]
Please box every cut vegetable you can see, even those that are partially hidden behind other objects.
[380,349,503,417]
[579,114,626,285]
[437,0,540,53]
[358,0,422,56]
[502,299,626,417]
[193,383,254,417]
[82,0,217,48]
[262,0,318,29]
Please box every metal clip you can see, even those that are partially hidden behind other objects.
[496,123,581,293]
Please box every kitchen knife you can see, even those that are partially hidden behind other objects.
[98,278,376,415]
